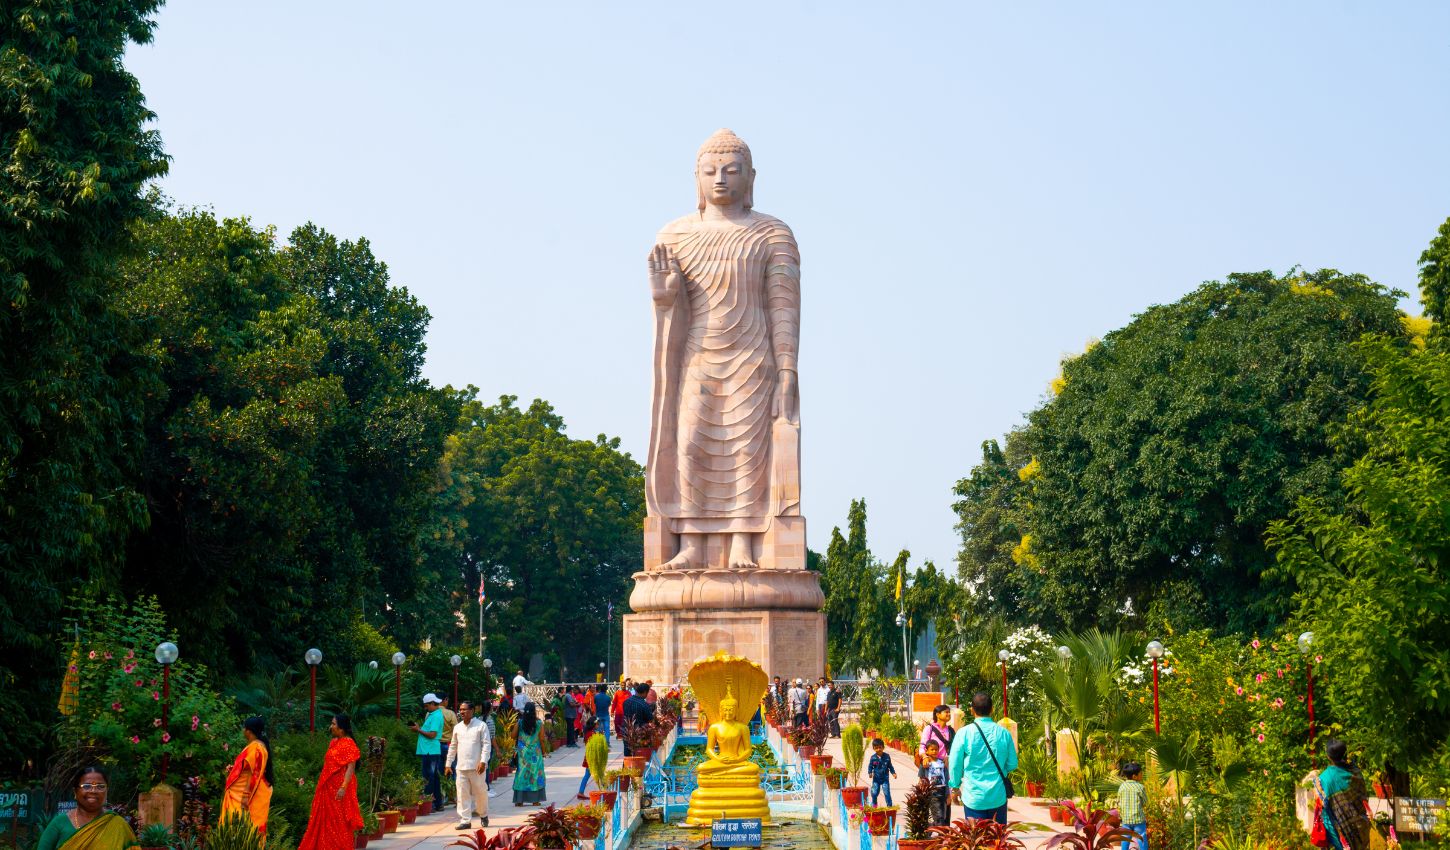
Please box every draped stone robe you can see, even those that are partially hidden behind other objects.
[646,211,801,537]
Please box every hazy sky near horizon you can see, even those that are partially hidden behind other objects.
[126,2,1450,574]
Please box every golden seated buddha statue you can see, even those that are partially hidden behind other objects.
[684,652,771,825]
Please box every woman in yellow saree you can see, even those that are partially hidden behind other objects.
[222,716,274,837]
[37,767,135,850]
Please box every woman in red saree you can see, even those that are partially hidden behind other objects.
[298,714,364,850]
[222,716,274,837]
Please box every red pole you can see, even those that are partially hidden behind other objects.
[395,665,402,721]
[1152,657,1160,735]
[453,668,459,708]
[1307,661,1316,753]
[1000,663,1009,718]
[309,665,317,732]
[161,664,171,782]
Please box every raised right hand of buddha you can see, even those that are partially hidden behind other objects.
[648,244,684,307]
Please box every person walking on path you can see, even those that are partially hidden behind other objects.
[611,680,632,744]
[297,715,363,850]
[512,702,548,806]
[513,670,531,691]
[918,740,951,827]
[564,687,579,747]
[788,679,808,728]
[621,682,656,757]
[411,694,446,812]
[445,700,492,830]
[575,716,602,799]
[221,716,274,837]
[593,684,613,742]
[919,705,955,770]
[948,692,1017,825]
[1316,739,1372,850]
[867,738,897,806]
[1117,762,1147,850]
[825,681,842,737]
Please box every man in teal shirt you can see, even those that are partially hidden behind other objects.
[412,693,445,810]
[948,691,1017,824]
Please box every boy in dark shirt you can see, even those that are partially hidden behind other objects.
[917,740,949,825]
[868,738,897,806]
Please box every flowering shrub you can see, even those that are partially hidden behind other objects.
[60,595,236,800]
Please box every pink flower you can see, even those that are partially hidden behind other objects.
[134,679,144,687]
[1257,733,1266,743]
[131,736,141,744]
[87,650,97,659]
[1316,655,1323,663]
[222,743,229,751]
[191,716,200,731]
[1297,695,1305,702]
[1235,686,1244,695]
[1277,669,1284,678]
[104,651,113,660]
[1259,721,1267,731]
[69,665,78,673]
[112,702,122,712]
[123,663,136,674]
[1251,639,1261,650]
[126,650,135,659]
[1255,673,1265,683]
[153,718,162,727]
[151,691,160,701]
[161,733,171,743]
[1272,698,1285,710]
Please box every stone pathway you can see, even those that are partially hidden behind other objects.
[373,735,622,850]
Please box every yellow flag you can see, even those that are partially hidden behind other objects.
[58,644,80,716]
[895,565,903,602]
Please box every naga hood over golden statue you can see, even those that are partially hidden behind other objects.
[684,651,771,825]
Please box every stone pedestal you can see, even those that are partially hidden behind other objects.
[624,608,826,685]
[137,783,180,828]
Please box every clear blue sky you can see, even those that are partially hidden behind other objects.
[126,2,1450,574]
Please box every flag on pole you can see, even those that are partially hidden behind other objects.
[478,576,485,605]
[607,602,613,622]
[58,643,80,716]
[894,564,903,602]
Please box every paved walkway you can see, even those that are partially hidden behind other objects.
[374,735,623,850]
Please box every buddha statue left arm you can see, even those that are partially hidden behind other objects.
[766,223,801,423]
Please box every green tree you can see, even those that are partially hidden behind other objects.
[952,430,1043,623]
[1021,270,1405,633]
[424,395,644,678]
[1267,217,1450,774]
[820,499,896,676]
[0,0,168,771]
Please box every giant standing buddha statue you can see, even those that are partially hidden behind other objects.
[624,130,826,685]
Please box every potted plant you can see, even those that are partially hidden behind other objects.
[930,817,1036,850]
[822,766,847,790]
[1044,802,1136,850]
[1018,742,1050,798]
[841,723,869,806]
[604,767,639,793]
[899,779,939,850]
[362,811,382,842]
[620,717,659,768]
[527,804,579,850]
[584,731,610,798]
[139,823,174,850]
[205,813,263,850]
[494,711,518,777]
[569,803,609,840]
[398,776,423,824]
[448,825,537,850]
[376,796,402,834]
[863,806,898,837]
[787,723,816,759]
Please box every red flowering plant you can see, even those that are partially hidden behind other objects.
[1045,802,1137,850]
[60,595,235,800]
[1225,630,1336,798]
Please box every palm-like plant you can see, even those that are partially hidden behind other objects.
[228,668,305,723]
[320,663,399,719]
[1039,629,1151,800]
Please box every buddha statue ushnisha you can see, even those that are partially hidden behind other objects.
[685,651,771,824]
[646,128,801,572]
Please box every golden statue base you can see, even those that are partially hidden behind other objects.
[684,786,771,825]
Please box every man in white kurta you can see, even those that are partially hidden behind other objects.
[445,701,492,828]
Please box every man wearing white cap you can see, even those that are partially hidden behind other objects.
[788,679,808,728]
[411,693,445,811]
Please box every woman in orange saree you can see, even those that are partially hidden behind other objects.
[298,714,364,850]
[222,716,274,837]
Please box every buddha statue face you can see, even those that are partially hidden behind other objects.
[719,697,738,721]
[698,152,752,209]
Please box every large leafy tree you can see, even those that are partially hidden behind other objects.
[1267,217,1450,775]
[819,499,897,676]
[424,395,644,678]
[1011,270,1404,633]
[115,208,456,675]
[0,0,168,770]
[952,431,1047,624]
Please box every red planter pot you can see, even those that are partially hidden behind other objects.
[841,787,868,808]
[379,811,401,833]
[615,774,633,791]
[590,790,618,809]
[1025,781,1045,797]
[401,806,419,824]
[809,754,834,774]
[354,834,369,849]
[796,744,817,760]
[865,809,897,836]
[418,800,433,816]
[899,840,940,850]
[622,756,648,772]
[576,818,602,840]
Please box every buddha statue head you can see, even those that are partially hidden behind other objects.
[719,685,739,721]
[696,128,755,214]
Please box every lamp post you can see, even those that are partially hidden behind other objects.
[998,649,1011,718]
[599,661,605,683]
[450,654,463,707]
[369,660,378,670]
[154,641,178,782]
[895,612,909,693]
[1056,645,1072,663]
[392,652,406,720]
[1298,631,1316,755]
[1146,640,1165,734]
[305,648,323,732]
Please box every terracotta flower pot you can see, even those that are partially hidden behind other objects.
[898,840,940,850]
[809,754,834,774]
[865,808,897,836]
[623,755,647,772]
[401,805,419,824]
[354,834,369,849]
[590,790,618,809]
[418,800,433,816]
[796,744,817,759]
[1026,781,1045,797]
[1048,805,1063,822]
[615,774,632,791]
[379,811,401,833]
[576,818,602,840]
[841,786,868,808]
